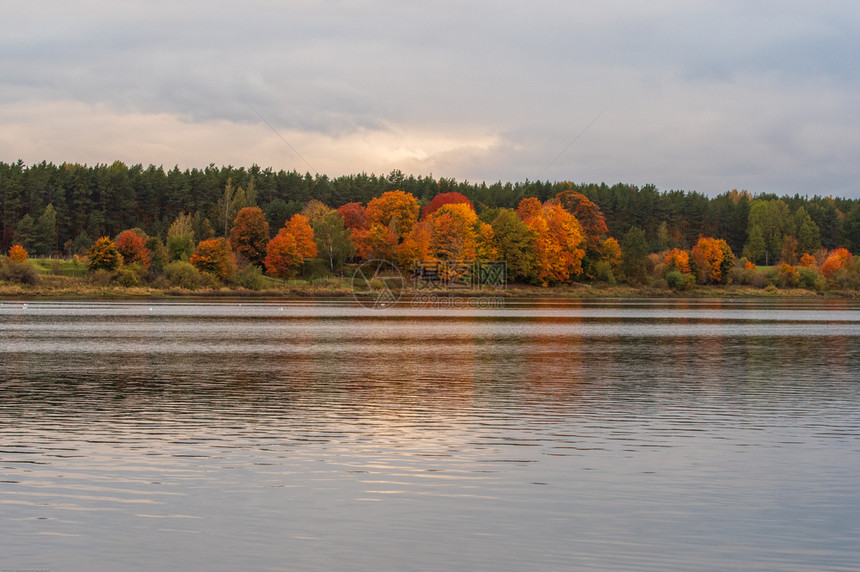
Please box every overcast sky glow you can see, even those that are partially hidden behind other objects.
[3,0,860,197]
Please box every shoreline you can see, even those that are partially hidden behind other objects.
[1,279,857,300]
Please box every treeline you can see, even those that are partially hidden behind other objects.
[2,160,860,261]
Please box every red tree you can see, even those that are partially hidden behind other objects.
[230,207,270,266]
[421,192,473,220]
[116,230,150,269]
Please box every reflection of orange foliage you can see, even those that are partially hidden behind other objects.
[664,248,691,273]
[337,202,368,231]
[690,237,734,284]
[821,248,852,278]
[8,244,28,262]
[366,190,420,240]
[799,253,816,267]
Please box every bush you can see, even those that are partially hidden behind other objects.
[229,264,268,290]
[88,269,112,287]
[798,267,826,292]
[164,261,201,289]
[0,261,40,285]
[115,266,142,287]
[592,260,616,284]
[751,269,777,289]
[665,269,696,291]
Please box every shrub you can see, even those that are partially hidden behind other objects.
[592,260,616,284]
[87,269,112,287]
[229,264,268,290]
[115,266,142,287]
[0,261,40,285]
[164,261,201,290]
[8,244,28,262]
[798,267,826,292]
[665,269,695,291]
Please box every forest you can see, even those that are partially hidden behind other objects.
[2,160,860,292]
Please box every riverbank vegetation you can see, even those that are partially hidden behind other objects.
[2,161,860,297]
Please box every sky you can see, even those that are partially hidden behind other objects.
[3,0,860,197]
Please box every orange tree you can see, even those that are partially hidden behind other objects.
[821,248,852,278]
[116,230,150,269]
[264,233,303,281]
[87,237,122,271]
[690,237,734,284]
[190,238,236,281]
[229,207,270,266]
[265,214,318,279]
[517,198,585,285]
[664,248,691,273]
[8,244,28,262]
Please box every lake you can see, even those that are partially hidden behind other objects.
[1,298,859,571]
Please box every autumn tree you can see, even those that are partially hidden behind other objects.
[190,238,236,281]
[555,189,609,250]
[116,230,151,269]
[664,248,691,273]
[8,244,28,262]
[264,233,303,281]
[280,214,317,259]
[337,202,369,231]
[426,203,481,261]
[353,224,397,261]
[821,248,852,278]
[229,207,270,266]
[518,199,585,285]
[366,190,420,241]
[601,237,623,276]
[421,192,473,220]
[88,237,122,271]
[690,237,734,284]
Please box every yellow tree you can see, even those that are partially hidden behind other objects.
[366,190,420,241]
[518,199,585,285]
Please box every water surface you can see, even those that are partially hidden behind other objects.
[1,298,859,571]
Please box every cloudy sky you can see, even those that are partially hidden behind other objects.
[3,1,860,197]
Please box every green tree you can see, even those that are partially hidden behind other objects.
[489,208,537,282]
[842,205,860,253]
[33,204,58,256]
[167,212,195,262]
[620,226,649,284]
[746,199,791,264]
[13,214,36,251]
[742,224,767,264]
[311,210,354,273]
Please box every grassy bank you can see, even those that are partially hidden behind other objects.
[1,257,857,300]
